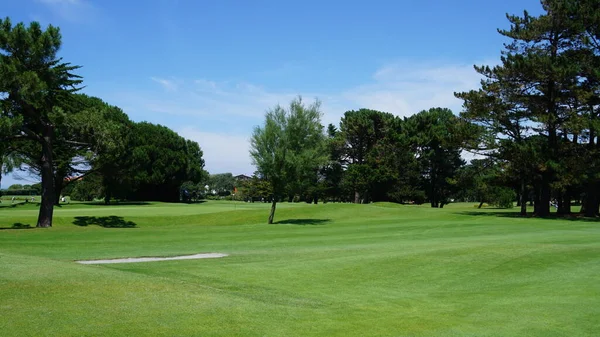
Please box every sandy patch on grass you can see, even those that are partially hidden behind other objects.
[76,253,228,264]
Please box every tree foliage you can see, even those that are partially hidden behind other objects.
[208,173,235,195]
[122,122,206,202]
[250,97,327,223]
[405,108,468,208]
[0,18,81,227]
[456,0,600,217]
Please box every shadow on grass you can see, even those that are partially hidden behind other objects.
[81,201,151,206]
[0,202,38,209]
[458,211,600,222]
[0,223,34,230]
[275,218,331,226]
[73,216,138,228]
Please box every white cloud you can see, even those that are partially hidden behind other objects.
[178,127,254,175]
[36,0,96,23]
[114,79,303,125]
[151,77,179,92]
[461,150,487,163]
[343,62,484,118]
[38,0,82,4]
[194,79,218,92]
[103,60,487,174]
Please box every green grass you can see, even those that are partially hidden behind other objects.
[0,201,598,336]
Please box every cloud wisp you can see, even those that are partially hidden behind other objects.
[151,77,179,92]
[178,128,254,175]
[105,61,485,174]
[36,0,97,24]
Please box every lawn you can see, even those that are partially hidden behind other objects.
[0,201,598,336]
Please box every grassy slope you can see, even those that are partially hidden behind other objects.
[0,201,598,336]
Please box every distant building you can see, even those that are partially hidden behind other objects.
[234,174,252,182]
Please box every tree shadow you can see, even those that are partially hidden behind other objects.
[0,202,36,209]
[0,223,34,230]
[81,202,151,206]
[458,211,600,222]
[275,218,331,226]
[73,216,138,228]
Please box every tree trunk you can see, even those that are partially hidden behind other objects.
[478,201,484,209]
[354,191,360,204]
[557,191,571,215]
[582,183,599,217]
[431,193,438,208]
[268,199,277,224]
[36,137,55,228]
[536,175,551,217]
[520,176,527,216]
[533,183,540,214]
[430,173,437,208]
[53,171,65,206]
[104,189,111,205]
[430,189,438,208]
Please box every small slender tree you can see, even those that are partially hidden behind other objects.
[250,96,327,224]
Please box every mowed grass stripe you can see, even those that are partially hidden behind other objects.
[1,201,599,336]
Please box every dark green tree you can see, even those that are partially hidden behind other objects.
[499,2,581,216]
[238,173,273,203]
[208,173,235,195]
[455,63,533,215]
[337,109,398,203]
[125,122,206,202]
[565,0,600,216]
[319,124,345,202]
[69,173,102,201]
[456,158,516,208]
[0,18,82,227]
[405,108,467,208]
[456,0,600,216]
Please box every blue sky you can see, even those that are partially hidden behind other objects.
[1,0,543,188]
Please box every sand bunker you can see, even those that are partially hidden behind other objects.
[76,253,228,264]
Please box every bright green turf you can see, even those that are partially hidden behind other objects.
[0,201,598,336]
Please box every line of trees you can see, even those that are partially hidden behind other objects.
[0,18,207,227]
[455,0,600,217]
[3,0,600,226]
[249,102,481,223]
[0,183,42,196]
[249,1,600,222]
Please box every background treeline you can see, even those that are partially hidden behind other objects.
[2,0,600,227]
[239,0,600,219]
[2,93,207,205]
[0,17,207,226]
[456,0,600,217]
[237,107,487,208]
[0,183,41,196]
